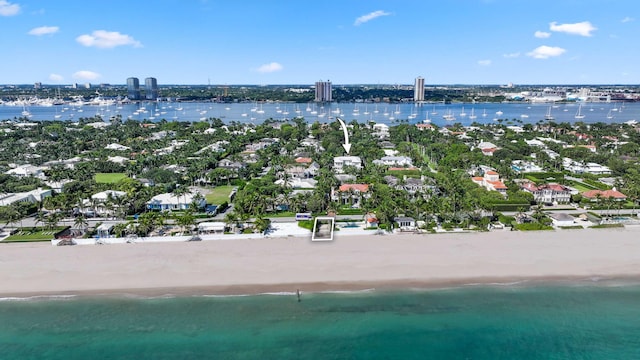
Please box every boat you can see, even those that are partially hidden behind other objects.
[459,106,467,117]
[469,108,477,119]
[606,109,614,119]
[430,105,437,115]
[520,114,529,118]
[495,110,504,116]
[574,104,585,119]
[544,106,554,120]
[482,109,487,117]
[256,104,265,114]
[394,105,401,114]
[443,109,456,121]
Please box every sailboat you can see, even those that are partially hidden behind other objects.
[469,107,477,120]
[431,105,437,115]
[256,104,265,114]
[606,109,614,119]
[574,104,585,119]
[544,106,554,120]
[21,105,32,118]
[443,109,456,121]
[459,106,467,117]
[482,109,487,117]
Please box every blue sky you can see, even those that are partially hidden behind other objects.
[1,0,639,85]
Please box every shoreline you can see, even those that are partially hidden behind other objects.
[2,228,640,298]
[5,275,640,300]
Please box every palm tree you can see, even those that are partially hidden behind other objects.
[224,211,239,233]
[176,210,196,235]
[4,207,22,231]
[253,215,271,234]
[74,214,89,234]
[34,211,47,230]
[45,212,61,232]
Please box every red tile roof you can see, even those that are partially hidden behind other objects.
[582,189,627,199]
[339,184,369,192]
[487,180,508,190]
[295,157,312,164]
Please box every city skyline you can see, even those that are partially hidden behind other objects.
[1,0,639,85]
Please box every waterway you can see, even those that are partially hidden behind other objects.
[2,101,638,127]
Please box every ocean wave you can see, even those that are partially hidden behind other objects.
[463,280,531,287]
[317,288,377,294]
[0,294,77,302]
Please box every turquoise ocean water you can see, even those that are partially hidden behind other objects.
[2,282,640,359]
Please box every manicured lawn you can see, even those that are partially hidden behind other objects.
[3,227,67,242]
[568,181,592,192]
[205,185,235,204]
[95,173,127,183]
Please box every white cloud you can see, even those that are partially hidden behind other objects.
[255,62,283,73]
[527,45,566,59]
[28,26,59,36]
[76,30,142,48]
[354,10,391,26]
[0,0,20,16]
[72,70,101,81]
[503,52,520,58]
[549,21,597,37]
[477,59,491,66]
[621,16,634,23]
[534,30,551,38]
[48,73,64,82]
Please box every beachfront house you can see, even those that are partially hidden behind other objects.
[197,222,226,234]
[146,191,206,211]
[520,182,572,205]
[581,189,627,202]
[331,184,370,208]
[85,190,127,216]
[548,213,576,227]
[394,216,417,232]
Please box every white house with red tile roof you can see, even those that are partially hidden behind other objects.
[582,189,627,202]
[520,182,572,204]
[331,184,370,207]
[472,171,508,196]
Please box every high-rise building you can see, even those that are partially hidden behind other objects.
[413,76,425,102]
[127,77,141,100]
[315,80,332,102]
[145,77,159,100]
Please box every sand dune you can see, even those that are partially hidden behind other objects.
[2,228,640,297]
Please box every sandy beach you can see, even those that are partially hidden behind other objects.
[2,227,640,297]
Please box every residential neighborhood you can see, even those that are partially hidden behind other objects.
[0,113,639,244]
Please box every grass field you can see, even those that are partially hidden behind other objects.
[205,185,235,204]
[95,173,127,183]
[3,227,67,243]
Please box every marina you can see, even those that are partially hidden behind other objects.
[2,100,639,126]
